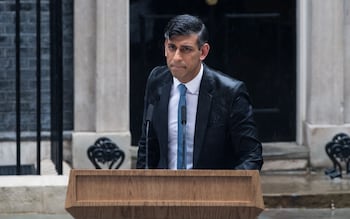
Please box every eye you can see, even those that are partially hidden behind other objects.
[167,44,177,52]
[180,46,193,54]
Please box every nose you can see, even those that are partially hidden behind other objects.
[173,49,182,61]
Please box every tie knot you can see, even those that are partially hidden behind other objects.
[178,84,187,95]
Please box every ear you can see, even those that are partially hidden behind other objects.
[164,40,168,57]
[200,43,210,61]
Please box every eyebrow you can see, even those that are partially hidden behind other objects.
[167,42,195,48]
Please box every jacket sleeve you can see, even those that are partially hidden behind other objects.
[136,87,148,168]
[229,83,263,170]
[136,67,161,169]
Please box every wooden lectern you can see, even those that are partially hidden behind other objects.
[65,169,264,219]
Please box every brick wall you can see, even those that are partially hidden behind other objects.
[0,0,73,137]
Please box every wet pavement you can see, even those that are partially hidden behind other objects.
[260,208,350,219]
[1,209,350,219]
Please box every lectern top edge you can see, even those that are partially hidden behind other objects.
[69,169,260,177]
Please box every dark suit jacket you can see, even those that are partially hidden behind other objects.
[136,64,263,170]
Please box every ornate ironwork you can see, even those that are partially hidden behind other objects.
[324,133,350,179]
[87,137,125,169]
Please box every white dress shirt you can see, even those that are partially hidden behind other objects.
[168,64,203,169]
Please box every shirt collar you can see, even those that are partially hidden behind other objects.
[173,64,203,95]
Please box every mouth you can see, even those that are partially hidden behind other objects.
[170,65,185,70]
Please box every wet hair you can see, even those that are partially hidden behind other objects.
[164,14,209,48]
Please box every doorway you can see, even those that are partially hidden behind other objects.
[130,0,296,144]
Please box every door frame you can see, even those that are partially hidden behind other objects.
[296,0,309,145]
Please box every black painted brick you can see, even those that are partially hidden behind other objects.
[0,0,73,134]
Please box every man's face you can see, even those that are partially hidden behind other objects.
[164,34,209,83]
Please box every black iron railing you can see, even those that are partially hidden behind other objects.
[6,0,64,175]
[325,133,350,179]
[87,137,125,169]
[36,0,42,175]
[49,0,63,175]
[15,0,21,175]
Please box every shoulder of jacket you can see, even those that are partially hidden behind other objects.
[146,66,172,95]
[204,64,244,91]
[149,66,170,80]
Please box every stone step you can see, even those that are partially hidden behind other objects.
[0,175,69,214]
[261,171,350,208]
[262,142,310,172]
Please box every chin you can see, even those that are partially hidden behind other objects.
[170,69,182,76]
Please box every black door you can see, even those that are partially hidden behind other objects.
[130,0,296,144]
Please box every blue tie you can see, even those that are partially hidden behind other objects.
[177,84,187,169]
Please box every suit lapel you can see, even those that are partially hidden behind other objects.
[154,77,172,167]
[193,66,214,167]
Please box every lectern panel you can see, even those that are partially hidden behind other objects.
[76,174,253,202]
[66,170,264,219]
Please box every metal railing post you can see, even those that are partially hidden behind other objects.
[49,0,63,175]
[36,0,42,175]
[15,0,21,175]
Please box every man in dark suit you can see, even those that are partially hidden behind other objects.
[136,14,263,170]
